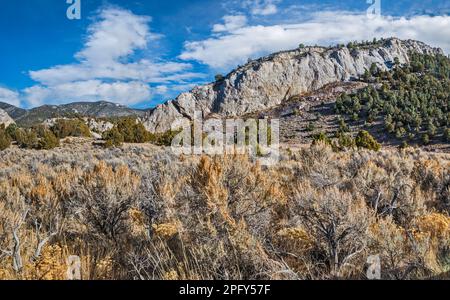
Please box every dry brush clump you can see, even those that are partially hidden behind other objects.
[0,141,449,280]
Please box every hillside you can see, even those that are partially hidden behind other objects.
[0,102,27,119]
[142,38,444,133]
[240,51,450,152]
[335,51,450,150]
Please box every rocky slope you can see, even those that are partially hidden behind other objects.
[0,102,27,120]
[142,38,443,133]
[0,108,15,127]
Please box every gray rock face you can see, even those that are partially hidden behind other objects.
[143,38,443,133]
[0,108,15,127]
[85,118,114,133]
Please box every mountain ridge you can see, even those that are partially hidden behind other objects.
[1,101,147,127]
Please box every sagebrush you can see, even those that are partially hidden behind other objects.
[0,140,449,280]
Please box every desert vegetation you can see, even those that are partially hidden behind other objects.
[4,124,60,150]
[0,125,11,151]
[101,118,181,148]
[313,130,381,152]
[0,116,180,152]
[51,119,91,139]
[0,140,448,280]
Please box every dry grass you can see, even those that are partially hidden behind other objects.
[0,140,449,280]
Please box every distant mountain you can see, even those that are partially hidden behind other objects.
[0,102,28,119]
[0,101,147,127]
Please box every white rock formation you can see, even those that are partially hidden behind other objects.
[142,38,443,133]
[0,109,15,127]
[42,117,69,128]
[85,118,114,133]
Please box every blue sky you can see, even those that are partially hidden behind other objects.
[0,0,449,109]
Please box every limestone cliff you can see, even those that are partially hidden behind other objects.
[0,109,15,127]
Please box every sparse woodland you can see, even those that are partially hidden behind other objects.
[336,52,450,145]
[0,140,448,280]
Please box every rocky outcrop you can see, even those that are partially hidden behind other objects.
[42,117,114,135]
[142,38,443,133]
[0,109,15,127]
[85,118,114,133]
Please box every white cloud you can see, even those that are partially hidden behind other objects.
[180,12,450,69]
[76,8,152,64]
[154,85,169,95]
[252,4,277,16]
[26,7,203,107]
[213,15,248,33]
[30,60,196,86]
[0,87,21,107]
[245,0,279,16]
[24,81,151,107]
[29,7,168,86]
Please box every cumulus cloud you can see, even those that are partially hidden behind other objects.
[76,8,152,64]
[180,12,450,69]
[23,81,151,107]
[0,87,21,107]
[26,7,203,107]
[213,15,248,33]
[30,60,195,87]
